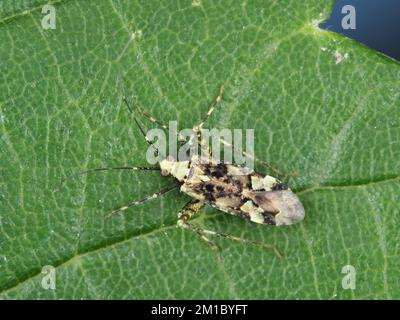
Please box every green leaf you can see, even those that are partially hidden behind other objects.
[0,0,399,299]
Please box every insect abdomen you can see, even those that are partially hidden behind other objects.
[180,161,305,226]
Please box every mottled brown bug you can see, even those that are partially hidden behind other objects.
[78,84,305,259]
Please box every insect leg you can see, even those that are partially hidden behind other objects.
[177,200,221,255]
[178,220,223,261]
[219,137,297,177]
[122,96,158,149]
[178,219,219,247]
[195,84,224,130]
[189,82,294,176]
[178,214,282,259]
[136,104,189,145]
[188,129,212,160]
[198,228,283,258]
[188,85,224,159]
[136,103,168,130]
[118,77,185,142]
[118,76,160,150]
[124,83,224,133]
[177,199,205,221]
[104,184,178,219]
[177,198,282,259]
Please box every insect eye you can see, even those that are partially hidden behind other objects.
[161,169,169,176]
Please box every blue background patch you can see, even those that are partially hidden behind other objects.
[320,0,400,62]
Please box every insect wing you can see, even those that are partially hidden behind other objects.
[251,190,305,226]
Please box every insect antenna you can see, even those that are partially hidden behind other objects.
[104,184,178,219]
[54,166,160,192]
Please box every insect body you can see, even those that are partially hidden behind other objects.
[82,84,305,259]
[160,156,304,227]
